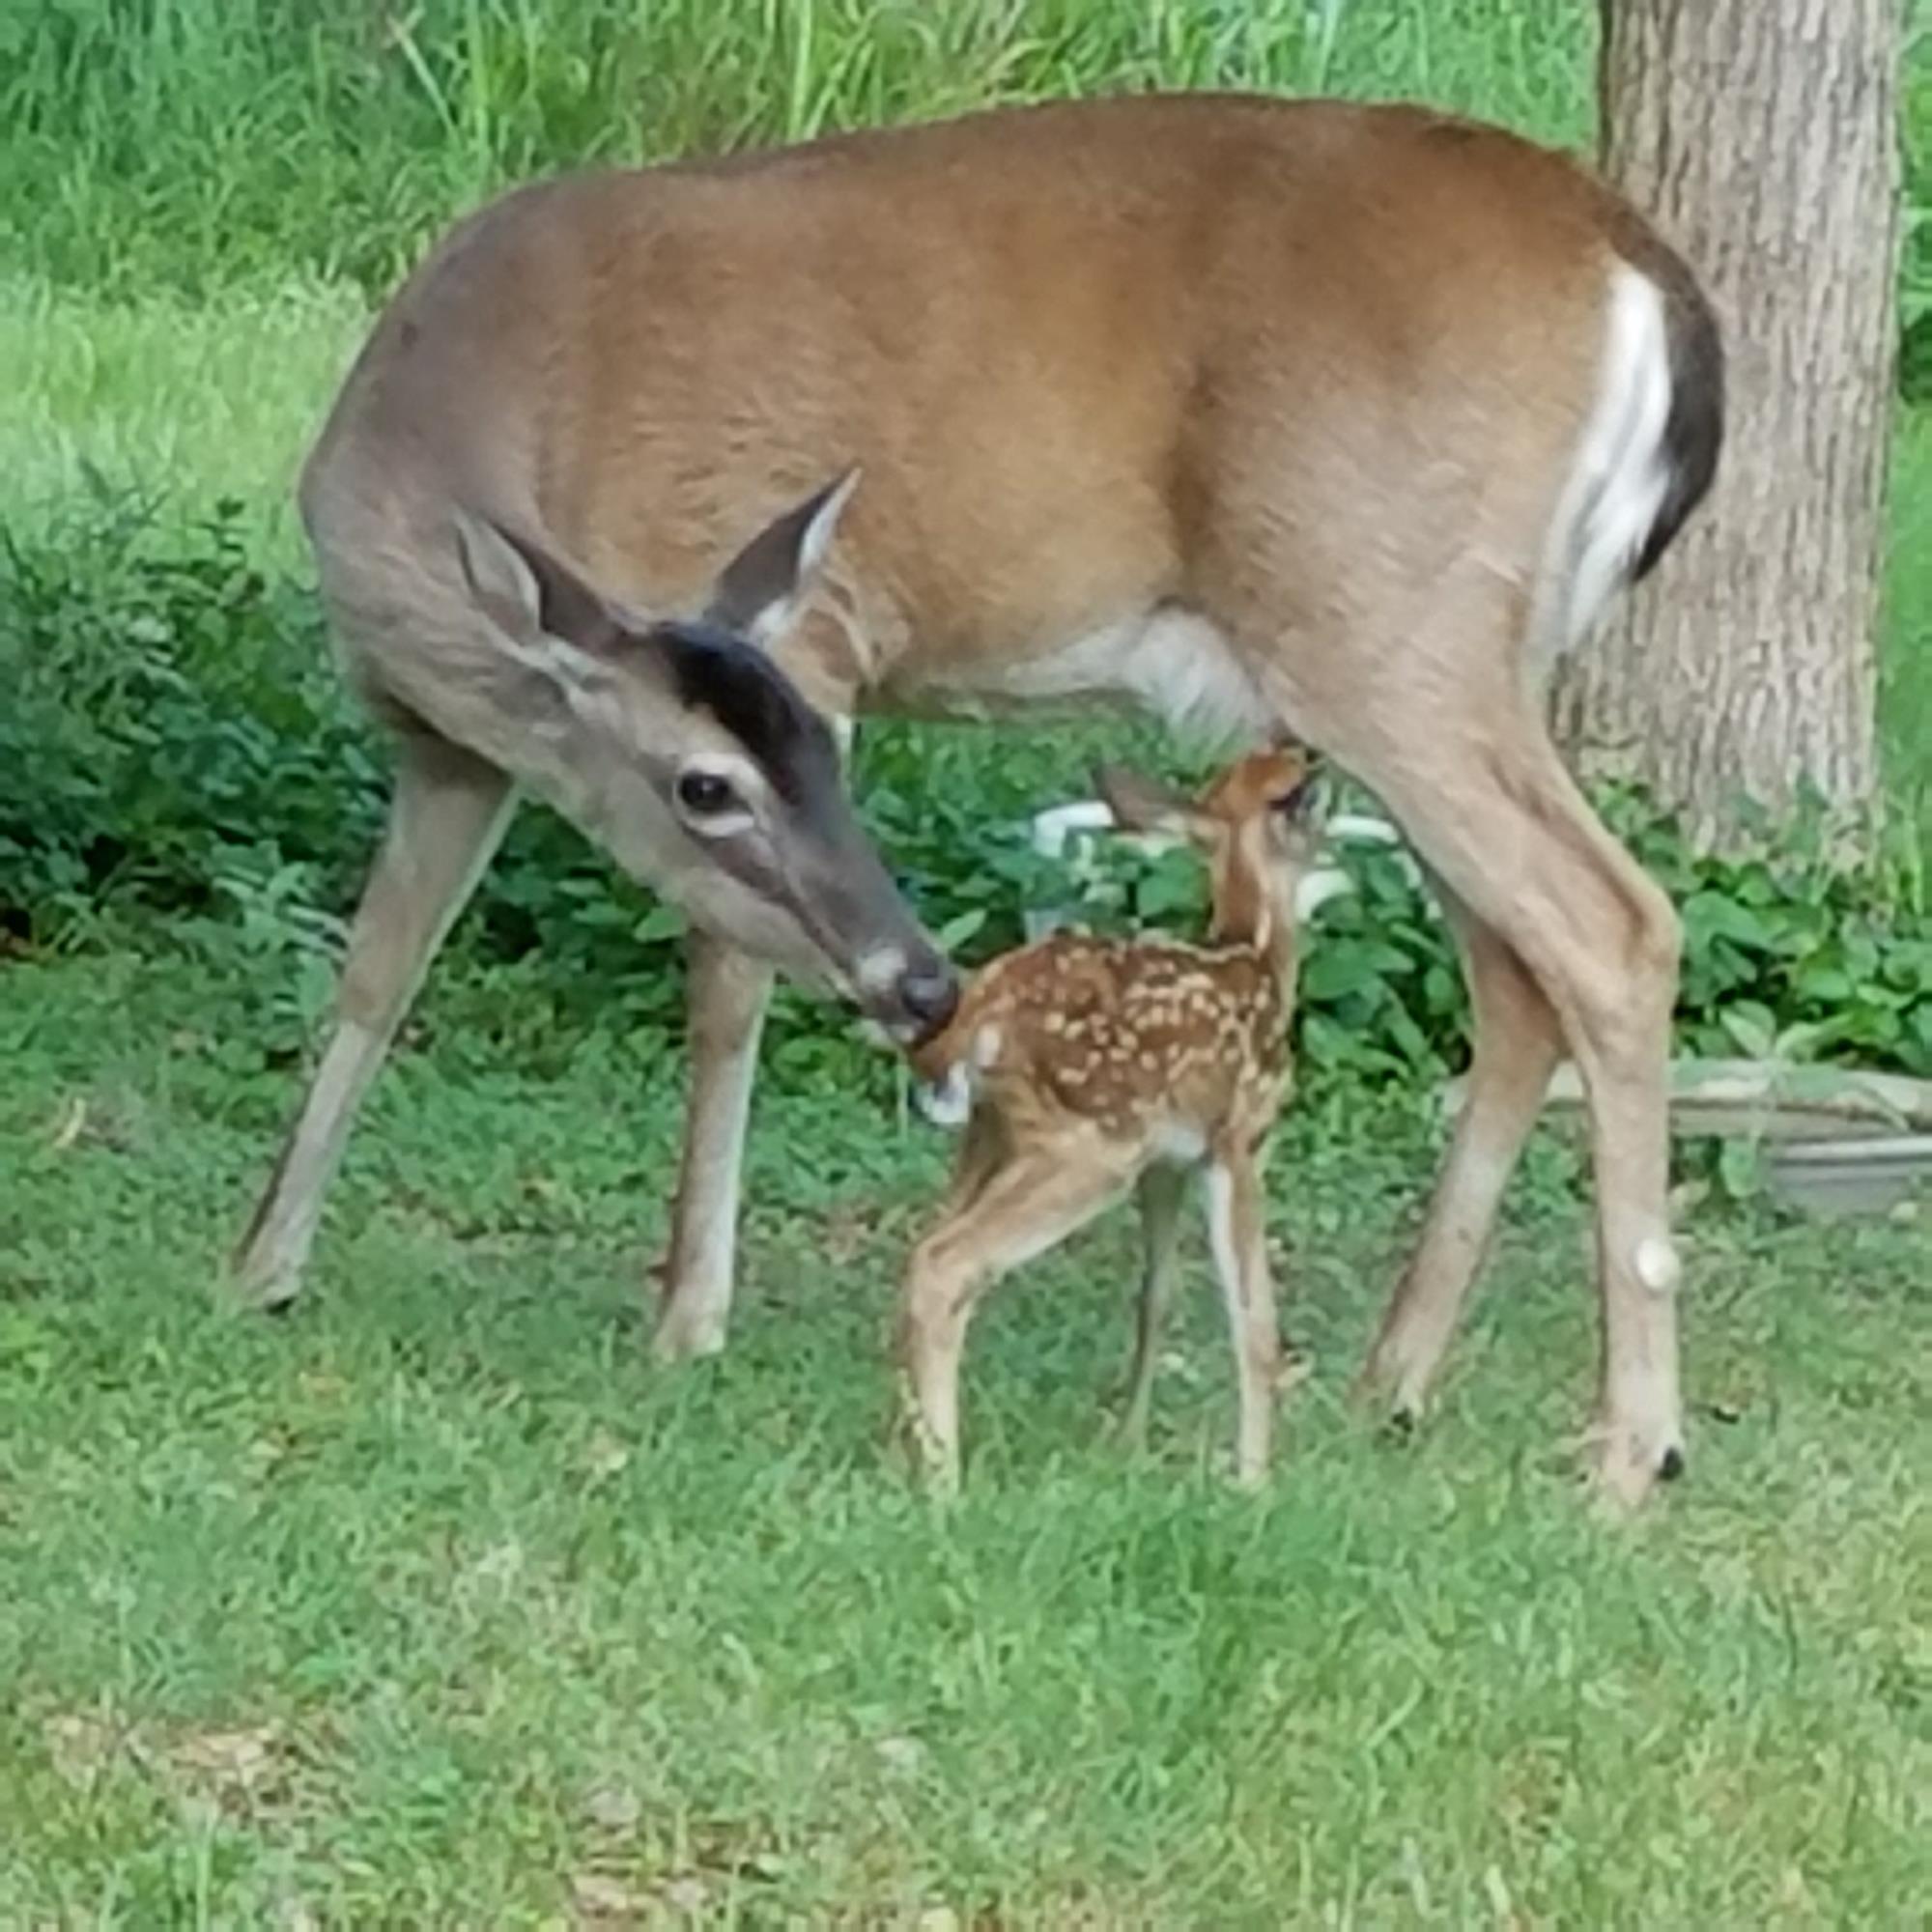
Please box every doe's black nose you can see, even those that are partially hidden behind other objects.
[898,963,960,1037]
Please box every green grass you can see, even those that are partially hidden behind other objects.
[0,277,366,553]
[2,952,1927,1923]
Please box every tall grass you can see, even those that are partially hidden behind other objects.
[3,0,1595,298]
[0,277,367,548]
[0,0,1595,545]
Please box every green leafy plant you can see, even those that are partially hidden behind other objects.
[5,504,1928,1092]
[979,774,1932,1090]
[0,500,700,1024]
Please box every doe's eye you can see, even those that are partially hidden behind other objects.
[676,770,739,817]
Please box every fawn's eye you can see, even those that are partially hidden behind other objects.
[676,770,738,817]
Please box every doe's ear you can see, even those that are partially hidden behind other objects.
[1092,763,1203,839]
[453,508,624,657]
[702,468,861,649]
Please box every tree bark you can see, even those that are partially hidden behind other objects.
[1560,0,1901,852]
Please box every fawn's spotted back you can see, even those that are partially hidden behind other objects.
[910,743,1319,1152]
[927,934,1288,1144]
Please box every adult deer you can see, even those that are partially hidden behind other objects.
[233,93,1721,1511]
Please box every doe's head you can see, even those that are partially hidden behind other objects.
[451,471,955,1043]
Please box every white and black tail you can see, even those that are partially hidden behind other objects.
[1533,228,1724,668]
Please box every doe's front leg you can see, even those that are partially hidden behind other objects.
[654,931,774,1362]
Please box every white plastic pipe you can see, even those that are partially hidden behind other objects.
[1024,796,1420,923]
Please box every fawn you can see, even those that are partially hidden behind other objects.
[898,745,1326,1492]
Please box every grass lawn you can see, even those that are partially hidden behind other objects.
[2,952,1927,1923]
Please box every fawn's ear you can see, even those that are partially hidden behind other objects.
[1092,763,1203,838]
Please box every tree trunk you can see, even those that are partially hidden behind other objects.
[1560,0,1901,852]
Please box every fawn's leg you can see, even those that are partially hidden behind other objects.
[1202,1142,1283,1489]
[1120,1163,1188,1447]
[898,1140,1135,1495]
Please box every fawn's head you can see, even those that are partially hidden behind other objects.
[1093,745,1327,951]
